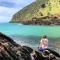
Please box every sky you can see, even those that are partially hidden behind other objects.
[0,0,35,23]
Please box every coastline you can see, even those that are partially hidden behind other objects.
[0,32,60,60]
[11,15,60,25]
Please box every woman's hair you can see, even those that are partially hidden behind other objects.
[42,35,47,38]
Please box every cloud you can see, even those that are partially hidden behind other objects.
[0,16,10,22]
[0,6,19,23]
[0,0,35,22]
[0,6,19,16]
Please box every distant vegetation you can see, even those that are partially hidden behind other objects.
[11,0,60,25]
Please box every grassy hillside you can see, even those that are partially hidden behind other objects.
[11,0,60,23]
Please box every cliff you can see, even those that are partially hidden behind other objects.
[11,0,60,25]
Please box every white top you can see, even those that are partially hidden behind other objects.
[39,38,48,49]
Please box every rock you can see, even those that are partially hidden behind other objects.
[0,32,60,60]
[0,32,32,60]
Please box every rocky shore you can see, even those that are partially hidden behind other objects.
[21,15,60,25]
[0,32,60,60]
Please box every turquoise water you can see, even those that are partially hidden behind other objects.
[0,23,60,38]
[0,23,60,53]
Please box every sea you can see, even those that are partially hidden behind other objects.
[0,23,60,53]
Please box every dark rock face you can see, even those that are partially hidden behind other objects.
[0,32,60,60]
[0,32,33,60]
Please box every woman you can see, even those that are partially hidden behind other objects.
[38,35,48,52]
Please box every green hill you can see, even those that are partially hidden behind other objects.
[11,0,60,25]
